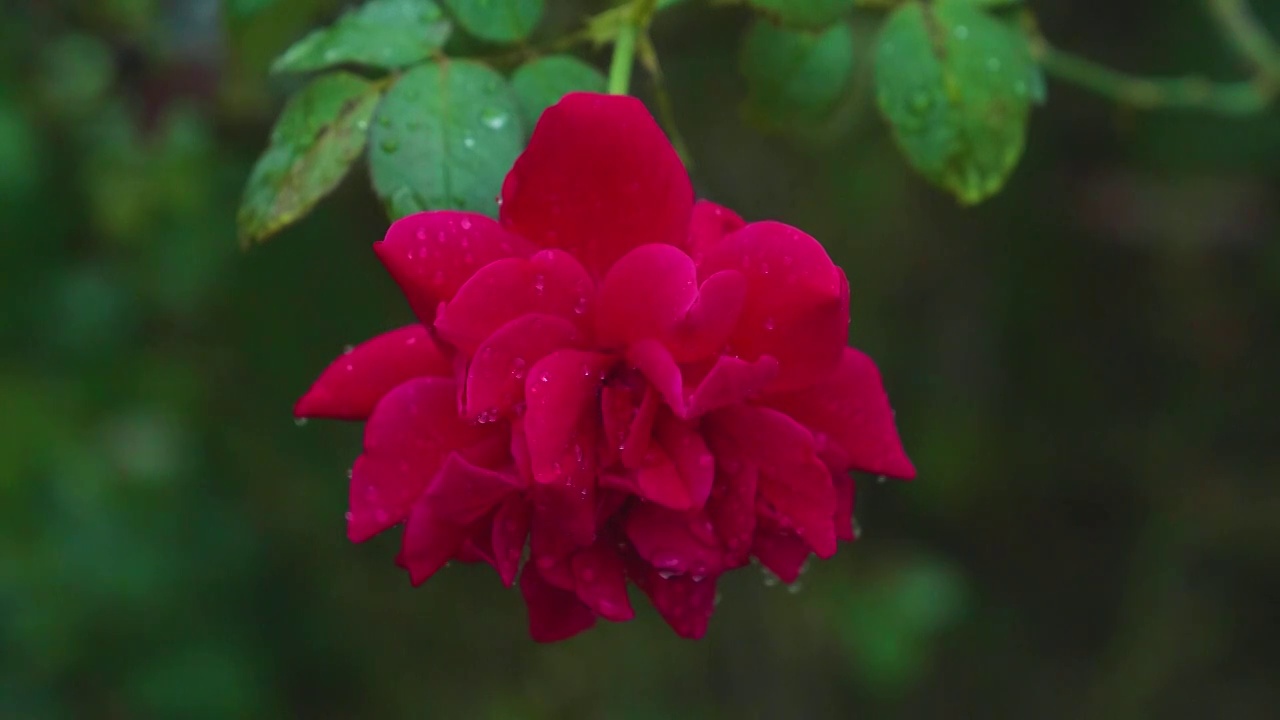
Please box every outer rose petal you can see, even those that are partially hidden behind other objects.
[629,558,718,640]
[500,93,693,278]
[625,504,723,578]
[698,221,849,392]
[520,562,597,643]
[401,495,467,585]
[652,411,714,510]
[295,325,451,421]
[464,314,583,421]
[687,200,745,263]
[763,348,916,478]
[421,454,525,525]
[752,530,811,584]
[706,462,758,567]
[571,542,634,622]
[705,405,837,558]
[491,494,531,587]
[435,249,594,356]
[375,211,534,324]
[347,378,498,542]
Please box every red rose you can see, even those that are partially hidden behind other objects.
[295,93,915,642]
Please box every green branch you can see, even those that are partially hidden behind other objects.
[1029,0,1280,115]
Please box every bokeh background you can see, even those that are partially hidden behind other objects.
[4,1,1279,718]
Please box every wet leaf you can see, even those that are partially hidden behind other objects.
[510,55,606,129]
[272,0,451,74]
[368,61,524,219]
[444,0,543,44]
[873,0,1045,204]
[237,72,381,245]
[740,20,854,127]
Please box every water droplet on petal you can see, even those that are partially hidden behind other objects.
[294,417,308,427]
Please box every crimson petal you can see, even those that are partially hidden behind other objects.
[500,93,693,278]
[401,498,467,585]
[434,249,594,356]
[763,347,916,478]
[421,454,525,525]
[491,494,531,587]
[752,530,811,584]
[520,562,597,643]
[705,405,837,557]
[834,472,857,543]
[295,325,451,421]
[625,504,723,578]
[347,378,497,542]
[464,314,583,421]
[698,221,849,392]
[706,461,758,567]
[596,243,698,349]
[571,542,634,622]
[629,559,718,640]
[687,200,745,264]
[375,211,534,324]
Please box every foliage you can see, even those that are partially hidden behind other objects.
[238,0,1280,239]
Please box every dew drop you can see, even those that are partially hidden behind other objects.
[986,57,1002,73]
[462,134,476,149]
[652,552,682,570]
[480,107,509,130]
[293,417,308,427]
[380,138,399,153]
[459,218,472,231]
[953,25,969,40]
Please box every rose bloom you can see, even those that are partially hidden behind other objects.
[295,93,915,642]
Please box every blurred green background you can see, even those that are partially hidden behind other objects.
[3,1,1279,718]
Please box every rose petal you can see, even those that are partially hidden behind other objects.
[491,494,531,587]
[375,211,534,324]
[520,562,597,643]
[657,416,715,510]
[683,354,779,419]
[628,558,718,640]
[401,497,467,586]
[464,314,583,421]
[629,340,777,419]
[421,453,525,525]
[698,221,849,391]
[434,249,594,356]
[666,270,747,363]
[347,378,498,542]
[687,200,745,263]
[571,542,634,622]
[625,504,723,578]
[596,244,698,349]
[500,93,693,278]
[705,405,836,557]
[706,462,758,568]
[295,325,451,421]
[529,501,579,590]
[752,530,811,584]
[763,348,915,478]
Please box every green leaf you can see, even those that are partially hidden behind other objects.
[272,0,451,74]
[368,62,524,219]
[873,0,1045,204]
[444,0,543,44]
[510,55,607,129]
[740,20,854,127]
[237,73,381,245]
[745,0,855,30]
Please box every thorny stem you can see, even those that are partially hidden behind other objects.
[1027,0,1280,115]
